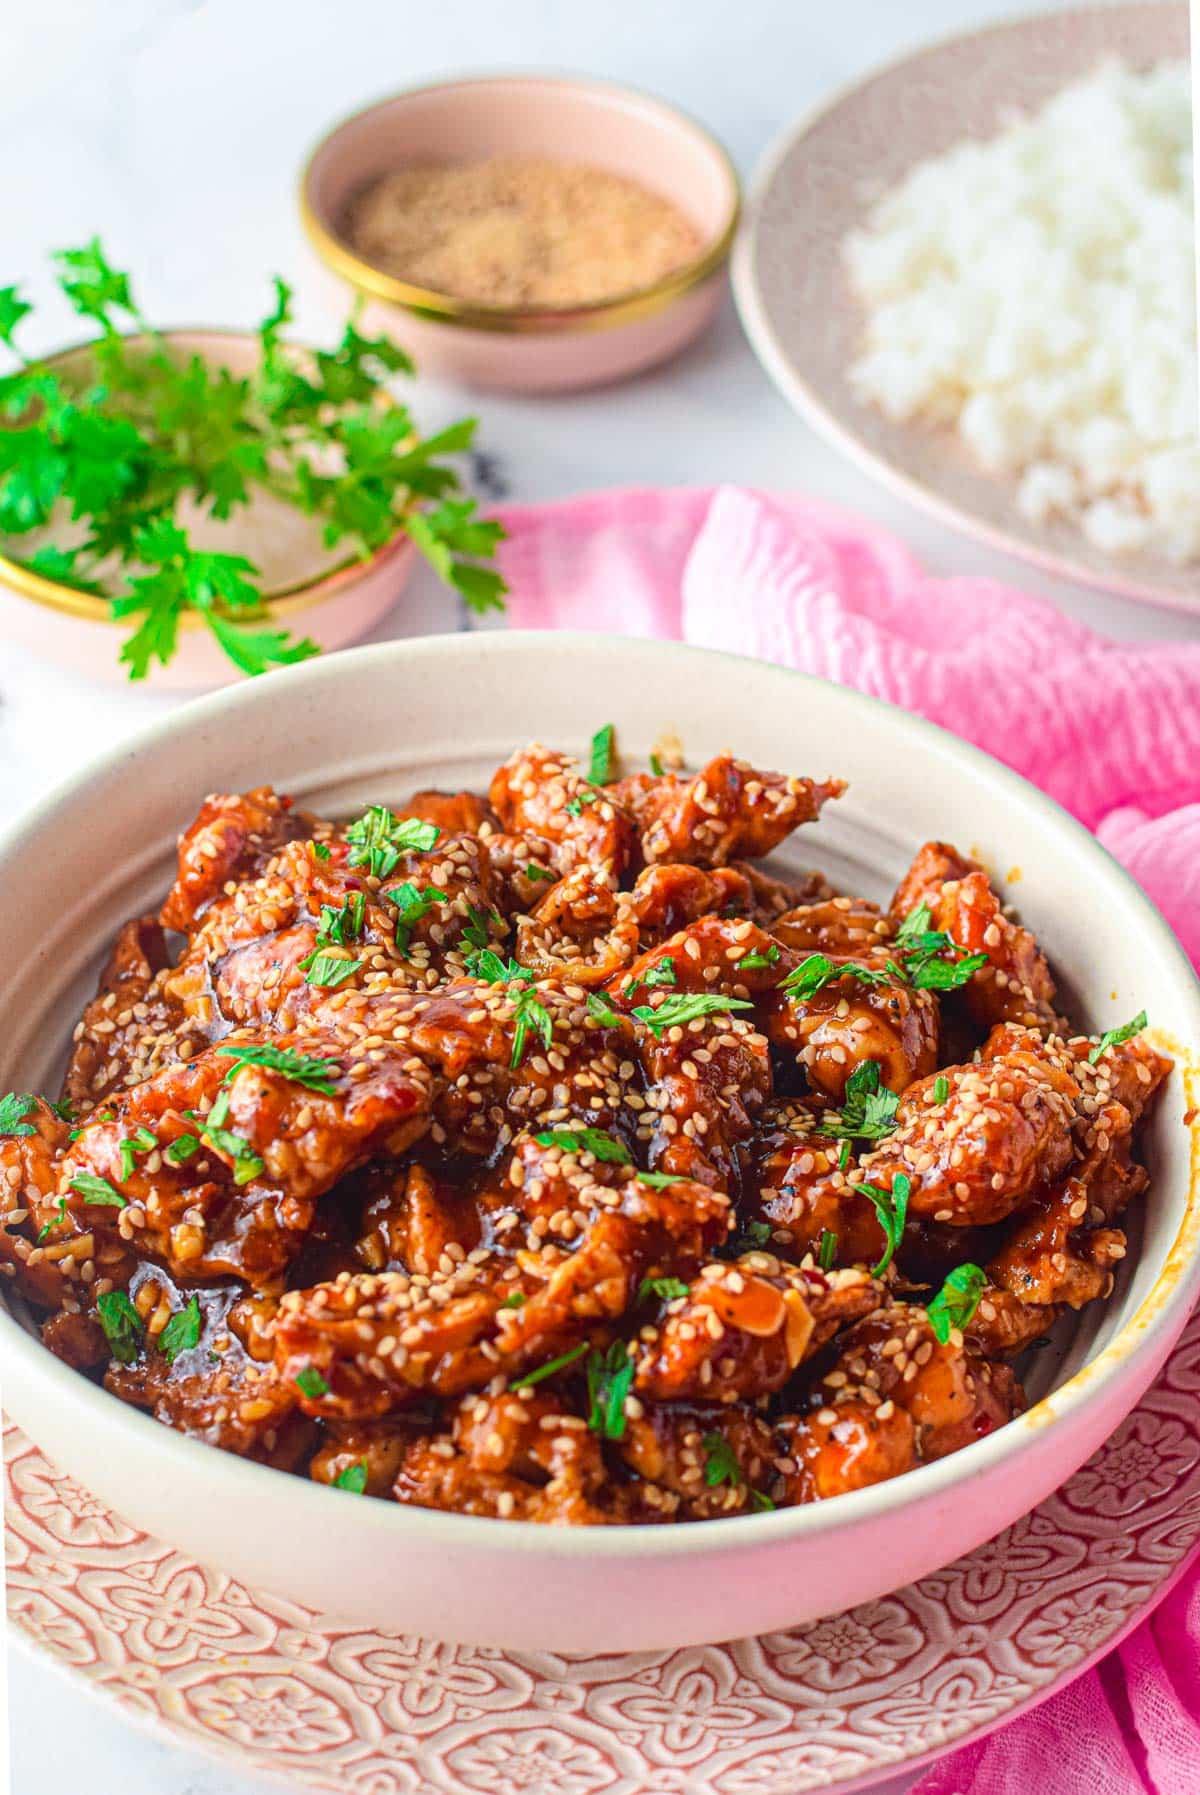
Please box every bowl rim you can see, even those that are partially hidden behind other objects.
[2,628,1199,1561]
[0,326,414,629]
[299,72,742,334]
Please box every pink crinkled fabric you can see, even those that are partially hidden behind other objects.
[495,484,1200,1795]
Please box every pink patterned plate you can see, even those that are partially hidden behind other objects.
[732,3,1198,616]
[9,1301,1200,1795]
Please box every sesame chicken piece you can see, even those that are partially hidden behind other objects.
[477,831,560,915]
[57,1031,434,1287]
[394,1391,614,1524]
[775,1304,1023,1501]
[734,861,837,922]
[629,863,759,937]
[355,1163,482,1276]
[634,1008,772,1186]
[618,1401,777,1518]
[489,743,636,882]
[967,1285,1061,1359]
[160,786,313,933]
[64,917,203,1108]
[987,1176,1130,1310]
[615,914,789,1004]
[634,1254,882,1403]
[751,1109,887,1265]
[762,969,940,1103]
[515,865,639,986]
[394,788,496,835]
[0,1099,132,1315]
[772,897,895,961]
[892,845,1059,1033]
[861,1051,1078,1227]
[310,1420,419,1495]
[613,753,844,868]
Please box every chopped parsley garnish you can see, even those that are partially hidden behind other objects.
[387,881,445,955]
[1089,1010,1148,1066]
[779,908,989,1001]
[295,1366,329,1398]
[0,1092,37,1138]
[636,1170,685,1189]
[586,992,623,1028]
[117,1126,156,1180]
[588,722,615,786]
[927,1263,987,1344]
[70,1173,125,1208]
[525,863,556,883]
[585,1340,634,1440]
[638,1275,690,1304]
[49,1097,76,1122]
[311,841,332,861]
[817,1061,899,1144]
[345,806,440,880]
[511,987,554,1069]
[749,1489,776,1512]
[534,1126,630,1164]
[334,1461,368,1494]
[159,1294,202,1363]
[837,1139,852,1171]
[36,1196,68,1242]
[738,944,781,971]
[97,1290,144,1363]
[632,993,754,1038]
[500,1292,526,1310]
[565,793,599,817]
[855,1173,911,1278]
[164,1133,200,1165]
[701,1432,741,1487]
[465,947,531,985]
[726,1218,773,1254]
[641,957,677,990]
[462,904,500,950]
[933,1075,950,1104]
[514,1340,588,1390]
[300,951,361,989]
[217,1042,340,1094]
[779,953,887,1000]
[200,1120,263,1191]
[817,1229,838,1271]
[649,752,665,777]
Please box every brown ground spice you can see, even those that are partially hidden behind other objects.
[342,157,704,309]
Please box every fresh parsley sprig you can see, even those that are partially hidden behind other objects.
[633,993,754,1038]
[0,1091,37,1137]
[1088,1010,1148,1066]
[927,1263,987,1344]
[345,808,439,881]
[585,1341,635,1440]
[217,1042,340,1095]
[533,1126,630,1164]
[778,904,989,1003]
[0,243,508,678]
[854,1172,911,1277]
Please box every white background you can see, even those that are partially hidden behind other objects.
[3,0,1194,1789]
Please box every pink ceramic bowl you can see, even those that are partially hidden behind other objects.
[1,633,1198,1652]
[0,330,415,691]
[300,76,740,393]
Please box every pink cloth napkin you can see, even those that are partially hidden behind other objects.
[495,484,1200,1795]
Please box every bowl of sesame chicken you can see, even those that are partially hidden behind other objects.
[2,632,1197,1651]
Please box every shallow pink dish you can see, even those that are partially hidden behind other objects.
[301,76,740,393]
[732,2,1197,614]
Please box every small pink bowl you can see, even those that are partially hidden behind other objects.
[300,75,740,393]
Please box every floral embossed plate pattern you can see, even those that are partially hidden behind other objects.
[732,3,1197,615]
[9,1299,1200,1794]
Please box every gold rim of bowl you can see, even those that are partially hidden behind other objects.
[0,328,407,630]
[298,75,742,335]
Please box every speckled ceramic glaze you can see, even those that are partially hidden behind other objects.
[733,3,1196,613]
[1,633,1198,1654]
[301,77,739,392]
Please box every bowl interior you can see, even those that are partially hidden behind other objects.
[1,632,1196,1443]
[305,77,737,272]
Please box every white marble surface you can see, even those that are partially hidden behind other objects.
[3,0,1195,1789]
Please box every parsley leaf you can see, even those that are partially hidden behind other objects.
[70,1173,125,1208]
[36,1196,68,1243]
[586,1340,635,1440]
[636,1171,686,1189]
[525,862,555,883]
[933,1075,950,1104]
[1089,1010,1148,1066]
[587,992,623,1028]
[632,993,754,1038]
[388,881,445,955]
[587,723,615,786]
[97,1289,144,1364]
[0,1091,37,1137]
[927,1263,987,1344]
[779,954,889,1000]
[345,807,439,880]
[638,1275,690,1304]
[511,987,553,1069]
[533,1127,630,1164]
[466,947,531,985]
[817,1228,838,1271]
[295,1366,329,1399]
[217,1042,339,1094]
[159,1295,202,1363]
[701,1432,741,1487]
[164,1133,200,1165]
[200,1120,264,1186]
[817,1061,899,1143]
[300,951,361,990]
[334,1461,368,1494]
[738,944,781,971]
[855,1173,911,1277]
[640,957,677,990]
